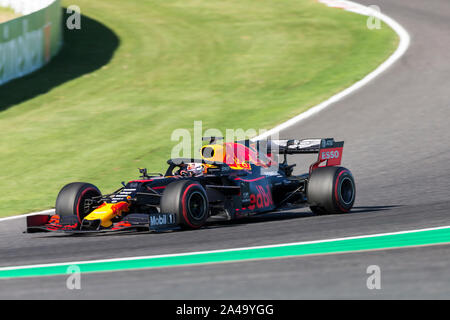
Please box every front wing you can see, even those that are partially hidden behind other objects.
[26,213,178,234]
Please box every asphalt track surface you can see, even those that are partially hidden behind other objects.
[1,0,450,299]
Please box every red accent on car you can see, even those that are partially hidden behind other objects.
[111,221,132,230]
[181,184,200,229]
[334,170,350,212]
[310,146,344,173]
[26,215,51,228]
[76,187,97,223]
[318,147,343,166]
[234,176,265,182]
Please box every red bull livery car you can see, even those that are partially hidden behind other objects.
[26,137,356,234]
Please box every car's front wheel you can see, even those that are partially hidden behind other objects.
[55,182,102,223]
[160,180,209,229]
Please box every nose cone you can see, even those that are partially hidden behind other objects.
[81,219,101,230]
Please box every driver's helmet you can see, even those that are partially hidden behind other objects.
[185,163,204,176]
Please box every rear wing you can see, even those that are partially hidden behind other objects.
[266,138,344,169]
[267,139,322,154]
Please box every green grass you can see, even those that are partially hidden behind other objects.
[0,0,398,217]
[0,6,20,22]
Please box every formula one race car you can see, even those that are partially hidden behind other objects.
[26,137,355,234]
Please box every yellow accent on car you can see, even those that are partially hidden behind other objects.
[83,202,129,228]
[201,144,224,162]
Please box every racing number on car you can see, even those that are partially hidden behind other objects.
[248,185,273,210]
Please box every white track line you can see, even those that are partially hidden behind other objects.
[0,0,410,222]
[253,0,410,140]
[1,224,450,271]
[0,209,54,222]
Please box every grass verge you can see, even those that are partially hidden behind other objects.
[0,0,398,217]
[0,6,20,23]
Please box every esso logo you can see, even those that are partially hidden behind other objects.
[321,150,340,160]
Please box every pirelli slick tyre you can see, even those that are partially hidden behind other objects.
[307,166,355,214]
[160,180,209,229]
[55,182,101,223]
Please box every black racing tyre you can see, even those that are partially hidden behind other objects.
[55,182,101,222]
[160,180,209,229]
[307,166,355,214]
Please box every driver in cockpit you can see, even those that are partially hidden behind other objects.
[176,162,205,177]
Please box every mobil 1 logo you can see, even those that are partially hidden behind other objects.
[149,213,176,227]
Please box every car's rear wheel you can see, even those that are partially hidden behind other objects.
[307,166,355,214]
[55,182,102,223]
[160,180,209,229]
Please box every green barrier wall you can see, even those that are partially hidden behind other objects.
[0,0,62,85]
